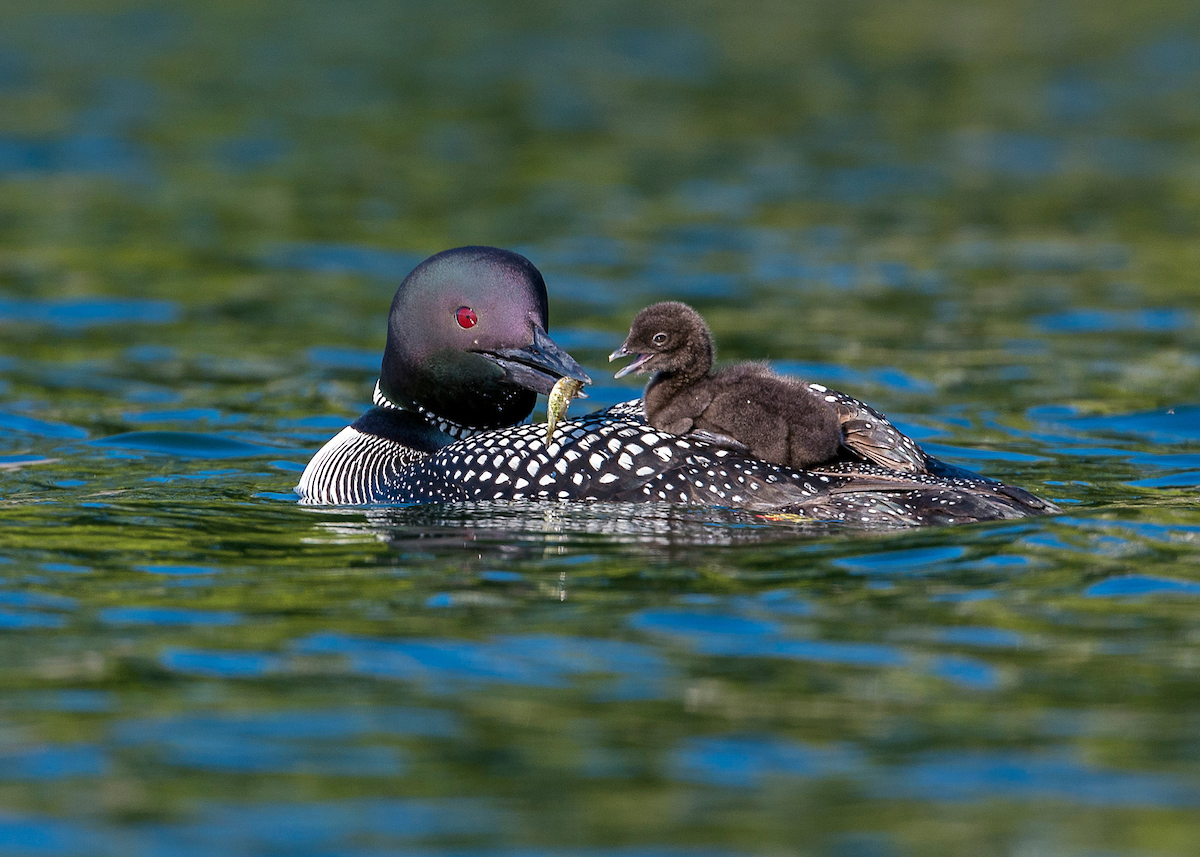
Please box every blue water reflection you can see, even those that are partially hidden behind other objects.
[629,603,1018,691]
[11,690,113,713]
[0,745,108,781]
[1085,575,1200,598]
[932,626,1026,648]
[772,362,935,394]
[670,735,865,788]
[134,565,217,575]
[832,546,967,575]
[160,648,285,678]
[98,606,241,626]
[213,133,290,172]
[293,632,672,699]
[114,710,416,776]
[1128,471,1200,487]
[40,563,91,575]
[927,655,1001,691]
[0,296,176,327]
[306,346,382,372]
[1034,308,1193,333]
[630,608,906,667]
[0,591,77,610]
[141,798,503,854]
[0,412,89,439]
[669,736,1200,807]
[0,609,64,629]
[89,431,295,458]
[263,243,425,282]
[0,134,153,181]
[123,707,456,742]
[122,409,226,424]
[0,815,101,857]
[1059,406,1200,444]
[881,750,1200,807]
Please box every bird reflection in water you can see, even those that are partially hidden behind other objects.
[303,501,851,560]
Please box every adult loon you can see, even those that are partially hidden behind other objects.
[296,246,1058,526]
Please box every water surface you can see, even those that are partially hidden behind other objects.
[2,1,1200,855]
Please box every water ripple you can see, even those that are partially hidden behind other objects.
[89,431,294,458]
[880,750,1200,807]
[670,735,865,788]
[1085,575,1200,598]
[98,606,241,626]
[0,295,176,327]
[294,632,673,697]
[629,608,906,667]
[0,745,108,781]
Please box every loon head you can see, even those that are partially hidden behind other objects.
[609,301,714,382]
[379,246,591,430]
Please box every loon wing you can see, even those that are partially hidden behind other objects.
[781,461,1060,525]
[804,383,928,473]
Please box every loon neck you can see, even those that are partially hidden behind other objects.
[652,359,711,389]
[660,332,714,387]
[372,381,480,441]
[643,367,709,419]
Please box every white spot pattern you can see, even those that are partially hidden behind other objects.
[294,389,1055,527]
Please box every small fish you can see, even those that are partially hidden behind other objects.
[546,377,586,444]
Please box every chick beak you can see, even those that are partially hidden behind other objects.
[609,343,654,379]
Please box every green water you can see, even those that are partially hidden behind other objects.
[2,1,1200,855]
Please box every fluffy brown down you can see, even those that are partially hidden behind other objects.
[612,302,843,468]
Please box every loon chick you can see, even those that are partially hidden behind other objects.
[296,246,1059,527]
[610,302,842,469]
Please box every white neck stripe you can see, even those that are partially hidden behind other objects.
[372,381,479,441]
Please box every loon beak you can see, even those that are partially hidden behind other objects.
[485,325,592,396]
[609,343,654,379]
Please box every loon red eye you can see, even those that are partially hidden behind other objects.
[455,306,478,329]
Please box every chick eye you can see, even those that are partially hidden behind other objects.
[455,306,478,329]
[652,332,667,346]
